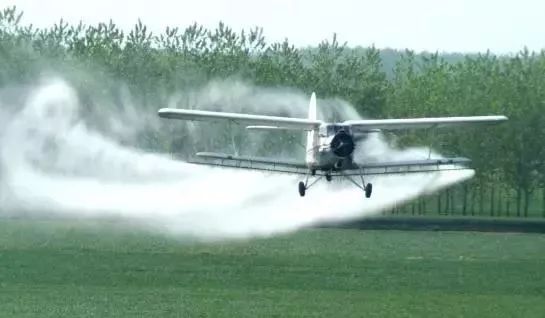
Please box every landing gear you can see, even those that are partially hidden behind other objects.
[365,183,373,198]
[298,181,306,197]
[341,170,373,199]
[298,170,323,197]
[298,169,371,198]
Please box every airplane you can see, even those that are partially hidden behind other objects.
[157,93,507,198]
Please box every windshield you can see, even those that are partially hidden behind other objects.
[320,124,350,137]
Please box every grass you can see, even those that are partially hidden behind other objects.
[0,220,544,317]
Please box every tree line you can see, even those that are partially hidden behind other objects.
[0,6,543,217]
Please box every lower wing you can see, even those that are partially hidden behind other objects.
[188,152,471,176]
[193,152,308,169]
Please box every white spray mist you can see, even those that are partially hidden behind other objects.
[0,78,474,240]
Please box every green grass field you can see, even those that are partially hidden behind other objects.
[0,220,544,317]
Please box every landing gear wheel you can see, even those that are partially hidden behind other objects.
[365,183,373,198]
[311,169,316,176]
[298,181,306,197]
[326,174,332,182]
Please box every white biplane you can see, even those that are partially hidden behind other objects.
[158,93,507,198]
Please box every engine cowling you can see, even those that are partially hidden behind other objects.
[330,130,354,158]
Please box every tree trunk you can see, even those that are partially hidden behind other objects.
[411,202,415,215]
[437,193,442,215]
[506,200,511,217]
[462,184,468,216]
[444,189,450,215]
[523,189,531,218]
[542,188,545,218]
[470,186,476,216]
[450,188,455,214]
[490,187,495,217]
[479,185,485,216]
[516,187,522,217]
[497,189,502,217]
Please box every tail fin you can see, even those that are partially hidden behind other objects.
[305,92,318,166]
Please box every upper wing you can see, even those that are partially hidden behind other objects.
[158,108,322,130]
[344,115,508,132]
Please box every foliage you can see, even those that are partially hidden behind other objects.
[0,6,544,215]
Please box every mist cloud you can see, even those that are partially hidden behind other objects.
[0,78,474,240]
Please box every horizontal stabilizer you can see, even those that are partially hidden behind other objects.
[345,116,508,132]
[246,125,303,131]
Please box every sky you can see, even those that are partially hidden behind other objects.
[1,0,544,54]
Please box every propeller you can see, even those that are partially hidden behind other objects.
[330,130,355,157]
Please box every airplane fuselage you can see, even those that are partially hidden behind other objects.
[309,123,357,172]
